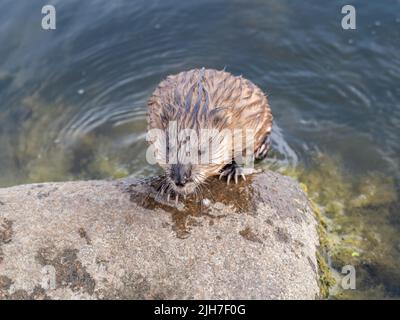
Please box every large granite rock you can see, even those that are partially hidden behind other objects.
[0,171,320,299]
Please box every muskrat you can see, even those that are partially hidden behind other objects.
[147,68,273,202]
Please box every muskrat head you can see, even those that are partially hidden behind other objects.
[162,160,221,198]
[157,132,227,198]
[149,109,236,200]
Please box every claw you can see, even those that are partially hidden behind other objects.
[227,174,231,185]
[175,194,179,205]
[167,193,171,202]
[220,163,252,185]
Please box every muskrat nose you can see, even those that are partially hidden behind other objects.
[175,180,186,187]
[171,163,191,187]
[175,175,187,187]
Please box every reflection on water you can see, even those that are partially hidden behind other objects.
[0,0,399,298]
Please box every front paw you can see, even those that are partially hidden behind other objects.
[219,165,259,185]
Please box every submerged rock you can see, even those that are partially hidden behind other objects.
[0,171,320,299]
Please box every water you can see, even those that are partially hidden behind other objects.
[0,0,399,298]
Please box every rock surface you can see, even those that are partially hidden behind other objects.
[0,171,320,299]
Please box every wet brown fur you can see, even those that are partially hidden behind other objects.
[147,68,273,197]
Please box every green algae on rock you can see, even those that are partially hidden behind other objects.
[270,152,399,298]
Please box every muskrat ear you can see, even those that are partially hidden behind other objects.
[211,115,223,127]
[209,107,232,127]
